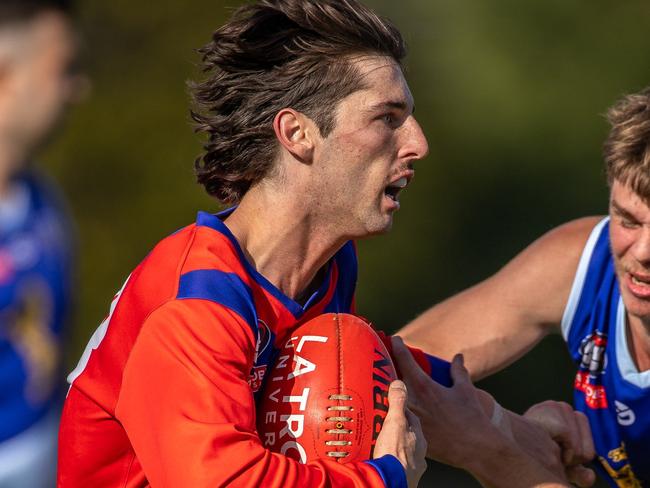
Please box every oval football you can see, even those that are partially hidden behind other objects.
[257,313,397,464]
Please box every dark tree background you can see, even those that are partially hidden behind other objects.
[45,1,650,485]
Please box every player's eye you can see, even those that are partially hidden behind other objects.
[620,217,639,229]
[380,113,399,128]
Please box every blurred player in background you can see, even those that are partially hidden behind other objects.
[0,0,82,486]
[401,87,650,487]
[59,0,593,487]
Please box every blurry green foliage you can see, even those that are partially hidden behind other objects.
[43,1,649,486]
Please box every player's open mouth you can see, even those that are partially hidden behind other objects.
[631,275,650,285]
[627,271,650,298]
[384,177,408,202]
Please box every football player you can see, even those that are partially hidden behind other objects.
[59,1,592,487]
[401,86,650,487]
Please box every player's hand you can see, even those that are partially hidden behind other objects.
[392,336,574,487]
[373,380,427,488]
[506,410,567,479]
[391,336,494,466]
[524,401,596,487]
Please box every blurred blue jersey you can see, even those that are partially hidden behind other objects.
[0,171,73,442]
[562,217,648,487]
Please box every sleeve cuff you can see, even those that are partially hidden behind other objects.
[365,454,407,488]
[409,347,452,387]
[424,352,452,387]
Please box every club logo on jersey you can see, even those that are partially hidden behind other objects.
[614,401,635,427]
[249,365,267,393]
[575,331,608,409]
[254,320,272,363]
[579,331,608,376]
[599,443,642,488]
[249,320,273,393]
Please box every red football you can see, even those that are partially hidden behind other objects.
[257,313,397,464]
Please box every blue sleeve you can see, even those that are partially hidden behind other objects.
[365,455,407,488]
[425,353,452,387]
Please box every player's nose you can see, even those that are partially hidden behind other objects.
[400,116,429,162]
[632,227,650,265]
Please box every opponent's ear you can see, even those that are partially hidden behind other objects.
[273,108,317,162]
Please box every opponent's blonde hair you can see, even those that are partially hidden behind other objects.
[603,86,650,201]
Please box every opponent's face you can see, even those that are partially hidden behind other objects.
[610,180,650,323]
[5,12,81,155]
[311,56,428,238]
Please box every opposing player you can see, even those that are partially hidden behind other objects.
[401,86,650,487]
[59,1,590,486]
[0,1,81,486]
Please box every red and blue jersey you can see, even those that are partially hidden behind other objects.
[562,217,649,487]
[59,210,415,487]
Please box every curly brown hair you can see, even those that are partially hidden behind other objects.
[604,86,650,202]
[190,0,406,204]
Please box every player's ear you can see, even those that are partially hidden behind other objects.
[273,108,317,163]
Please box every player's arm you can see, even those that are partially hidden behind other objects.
[390,337,582,488]
[382,333,594,485]
[469,387,595,487]
[115,299,422,488]
[399,217,602,380]
[382,332,596,486]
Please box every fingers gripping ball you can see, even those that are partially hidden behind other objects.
[257,313,397,463]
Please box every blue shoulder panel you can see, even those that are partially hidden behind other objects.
[177,269,258,335]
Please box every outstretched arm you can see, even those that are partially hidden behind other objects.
[399,217,602,380]
[391,337,595,488]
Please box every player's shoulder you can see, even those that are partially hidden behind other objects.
[545,216,605,242]
[495,217,607,309]
[112,216,225,311]
[527,216,605,262]
[129,210,258,321]
[139,212,241,279]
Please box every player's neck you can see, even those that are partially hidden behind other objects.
[223,188,347,301]
[626,314,650,372]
